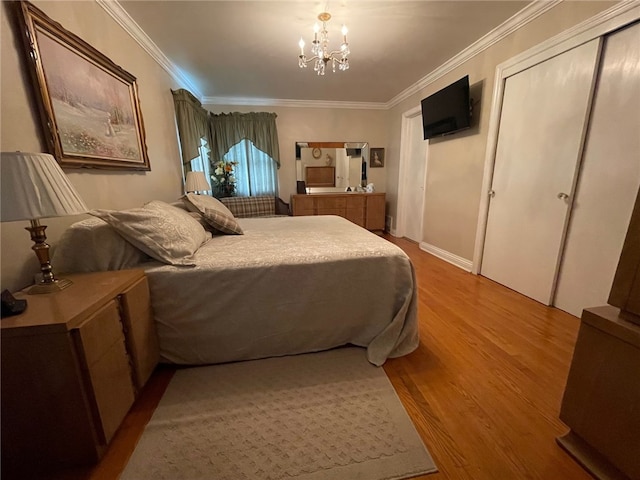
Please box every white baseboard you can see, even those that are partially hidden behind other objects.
[419,242,473,272]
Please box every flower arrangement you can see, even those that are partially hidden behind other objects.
[211,160,239,198]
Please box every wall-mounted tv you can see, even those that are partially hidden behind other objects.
[421,75,471,140]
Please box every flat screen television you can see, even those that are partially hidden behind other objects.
[421,75,471,139]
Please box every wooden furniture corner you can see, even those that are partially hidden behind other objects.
[608,188,640,320]
[558,188,640,480]
[1,269,159,478]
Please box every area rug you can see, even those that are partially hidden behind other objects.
[121,347,437,480]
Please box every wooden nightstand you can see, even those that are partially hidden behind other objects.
[1,269,159,476]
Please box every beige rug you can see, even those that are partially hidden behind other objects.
[121,347,437,480]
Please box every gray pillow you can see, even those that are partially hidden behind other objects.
[90,200,210,266]
[181,193,244,235]
[52,217,150,273]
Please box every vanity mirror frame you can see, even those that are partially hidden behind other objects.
[295,141,368,192]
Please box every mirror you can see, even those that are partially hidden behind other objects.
[296,142,368,193]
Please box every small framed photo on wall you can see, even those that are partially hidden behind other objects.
[370,148,385,168]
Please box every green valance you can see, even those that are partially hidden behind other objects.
[209,112,280,168]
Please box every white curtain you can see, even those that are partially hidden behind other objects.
[224,140,278,197]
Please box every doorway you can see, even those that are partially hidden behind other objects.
[397,106,427,243]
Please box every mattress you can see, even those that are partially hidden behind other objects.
[143,215,419,365]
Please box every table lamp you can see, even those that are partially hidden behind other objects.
[185,171,211,194]
[0,152,88,294]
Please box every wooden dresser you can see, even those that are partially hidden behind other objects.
[558,306,640,480]
[557,189,640,480]
[1,269,159,476]
[291,192,385,231]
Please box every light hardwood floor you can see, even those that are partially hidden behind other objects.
[58,234,589,480]
[382,235,589,480]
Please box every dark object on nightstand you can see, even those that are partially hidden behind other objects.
[1,290,27,318]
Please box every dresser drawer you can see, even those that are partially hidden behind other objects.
[345,210,365,227]
[292,195,314,213]
[74,300,135,444]
[119,276,159,390]
[316,196,346,209]
[346,196,366,208]
[346,195,366,227]
[86,341,135,443]
[76,300,125,366]
[366,194,386,231]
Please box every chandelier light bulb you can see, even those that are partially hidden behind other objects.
[299,38,305,55]
[342,25,348,36]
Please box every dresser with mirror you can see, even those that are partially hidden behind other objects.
[293,141,385,232]
[295,142,368,191]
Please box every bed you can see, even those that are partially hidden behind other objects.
[53,198,419,366]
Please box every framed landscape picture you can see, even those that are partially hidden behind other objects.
[18,1,150,170]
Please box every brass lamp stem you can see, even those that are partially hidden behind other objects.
[25,219,72,294]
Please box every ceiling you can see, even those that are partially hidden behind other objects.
[116,1,531,105]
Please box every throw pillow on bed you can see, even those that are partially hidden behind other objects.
[52,217,150,273]
[181,193,244,235]
[90,200,210,266]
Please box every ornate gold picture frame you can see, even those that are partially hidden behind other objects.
[18,1,150,170]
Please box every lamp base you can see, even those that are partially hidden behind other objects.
[27,278,73,295]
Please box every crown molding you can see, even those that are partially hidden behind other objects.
[500,0,640,78]
[98,0,631,111]
[96,0,202,99]
[385,0,562,109]
[97,0,558,109]
[200,96,387,110]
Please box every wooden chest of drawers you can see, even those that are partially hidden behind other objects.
[1,270,159,476]
[291,192,385,231]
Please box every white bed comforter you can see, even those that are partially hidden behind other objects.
[144,215,418,366]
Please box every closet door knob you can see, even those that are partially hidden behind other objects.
[557,192,570,200]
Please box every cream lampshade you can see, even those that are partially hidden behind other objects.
[0,152,88,294]
[185,171,211,193]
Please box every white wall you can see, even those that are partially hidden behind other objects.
[384,1,616,262]
[1,1,184,291]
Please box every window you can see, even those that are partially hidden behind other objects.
[189,138,212,195]
[223,139,278,197]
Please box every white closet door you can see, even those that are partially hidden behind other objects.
[554,23,640,317]
[402,113,427,243]
[481,40,600,304]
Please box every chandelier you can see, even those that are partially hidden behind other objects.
[298,12,350,75]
